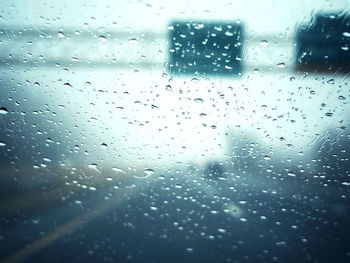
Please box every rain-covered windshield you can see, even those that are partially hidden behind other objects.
[0,1,349,262]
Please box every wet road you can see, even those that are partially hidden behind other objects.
[0,169,349,263]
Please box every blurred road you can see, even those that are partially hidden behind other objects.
[0,166,349,263]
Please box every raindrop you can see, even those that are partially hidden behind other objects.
[260,40,268,46]
[151,104,159,109]
[101,143,108,149]
[253,69,259,74]
[165,85,172,91]
[99,35,107,41]
[0,141,6,147]
[112,167,125,173]
[343,32,350,37]
[290,77,295,82]
[276,63,285,68]
[63,83,72,88]
[133,168,154,179]
[218,228,227,234]
[194,98,204,103]
[325,112,333,117]
[128,38,138,44]
[144,168,154,175]
[34,82,40,87]
[0,107,8,115]
[88,163,98,169]
[57,31,65,38]
[150,206,158,211]
[338,95,346,100]
[327,79,335,84]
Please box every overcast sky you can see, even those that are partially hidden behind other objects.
[1,0,349,33]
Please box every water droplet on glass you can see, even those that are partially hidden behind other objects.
[63,83,72,88]
[88,163,98,169]
[150,206,158,211]
[290,77,295,82]
[339,95,346,100]
[101,143,108,149]
[165,85,172,91]
[58,31,65,38]
[99,35,107,41]
[325,112,333,117]
[276,63,285,68]
[327,79,335,84]
[112,167,125,173]
[194,98,204,103]
[128,38,138,44]
[151,104,159,109]
[0,107,8,115]
[218,228,227,234]
[343,32,350,37]
[144,168,154,175]
[0,141,6,147]
[133,168,154,179]
[260,40,268,46]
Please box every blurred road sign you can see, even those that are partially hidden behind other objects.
[296,13,350,73]
[168,21,244,76]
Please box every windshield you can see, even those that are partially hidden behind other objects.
[0,1,349,263]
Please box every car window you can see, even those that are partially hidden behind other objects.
[0,1,349,262]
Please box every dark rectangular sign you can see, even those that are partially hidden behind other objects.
[296,13,350,72]
[168,21,244,76]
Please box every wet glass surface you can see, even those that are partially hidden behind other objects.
[0,1,349,262]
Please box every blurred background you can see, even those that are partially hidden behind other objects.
[0,1,349,262]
